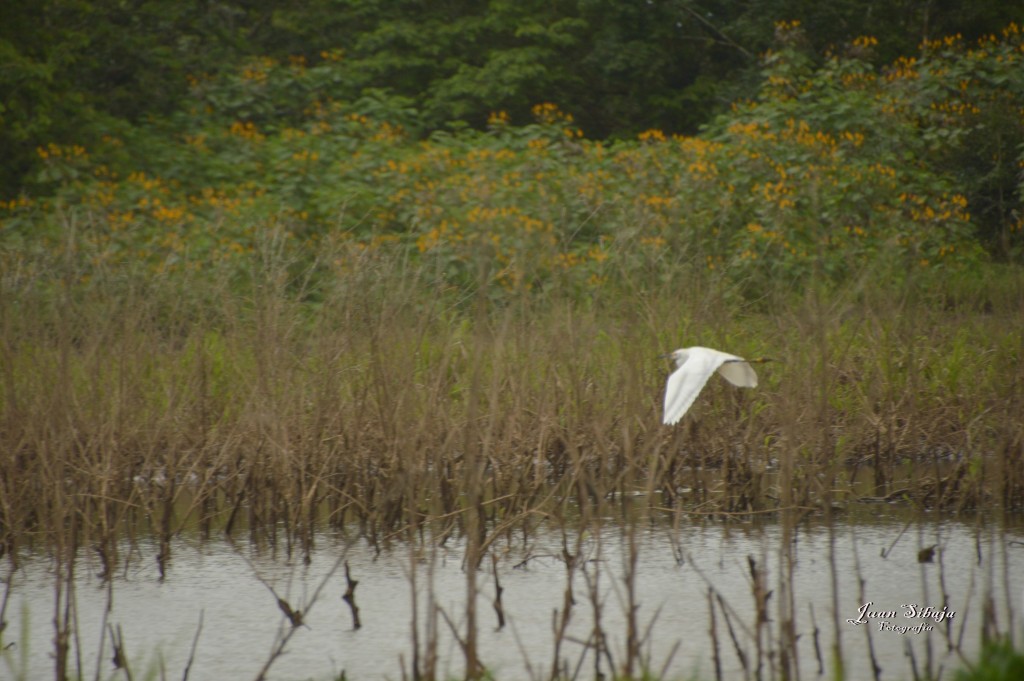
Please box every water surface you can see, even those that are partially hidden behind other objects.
[3,512,1022,680]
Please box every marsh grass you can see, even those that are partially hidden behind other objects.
[2,226,1022,565]
[2,222,1023,679]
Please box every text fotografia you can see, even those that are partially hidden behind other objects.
[847,602,955,634]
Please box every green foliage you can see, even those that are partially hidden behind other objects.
[705,21,1024,264]
[954,640,1024,681]
[3,22,1024,302]
[5,0,1024,201]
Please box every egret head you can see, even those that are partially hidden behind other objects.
[666,348,690,368]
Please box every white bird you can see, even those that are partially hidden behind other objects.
[662,346,767,425]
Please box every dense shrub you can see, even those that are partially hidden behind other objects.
[3,24,1022,299]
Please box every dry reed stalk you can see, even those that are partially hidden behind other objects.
[547,528,584,681]
[708,587,723,681]
[1,237,1022,584]
[850,527,882,680]
[249,545,349,681]
[776,507,798,681]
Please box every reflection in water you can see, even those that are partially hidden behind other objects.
[3,514,1022,680]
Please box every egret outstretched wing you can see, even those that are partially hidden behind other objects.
[717,358,758,388]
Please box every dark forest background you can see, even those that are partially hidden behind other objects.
[3,0,1019,196]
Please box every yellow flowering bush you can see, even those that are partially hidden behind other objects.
[3,25,1021,298]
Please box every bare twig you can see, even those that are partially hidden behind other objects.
[341,560,361,630]
[182,610,204,681]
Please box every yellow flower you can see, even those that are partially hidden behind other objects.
[638,129,666,143]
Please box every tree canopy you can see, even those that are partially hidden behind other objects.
[3,0,1021,196]
[2,0,1023,288]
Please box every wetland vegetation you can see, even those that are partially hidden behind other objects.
[2,5,1023,679]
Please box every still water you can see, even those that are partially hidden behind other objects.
[3,513,1022,680]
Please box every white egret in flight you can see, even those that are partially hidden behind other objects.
[662,346,772,425]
